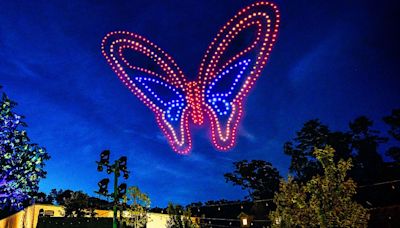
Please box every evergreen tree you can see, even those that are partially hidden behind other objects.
[0,87,50,213]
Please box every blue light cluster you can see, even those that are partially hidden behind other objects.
[135,77,186,122]
[206,59,251,116]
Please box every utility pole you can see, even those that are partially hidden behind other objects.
[96,150,129,228]
[112,159,119,228]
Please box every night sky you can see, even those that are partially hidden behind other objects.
[1,0,399,207]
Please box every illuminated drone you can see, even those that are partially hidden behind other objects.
[101,2,280,154]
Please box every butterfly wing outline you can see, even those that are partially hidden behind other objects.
[101,31,192,154]
[198,2,280,150]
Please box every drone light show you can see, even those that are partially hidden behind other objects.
[101,1,280,154]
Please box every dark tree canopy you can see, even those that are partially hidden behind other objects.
[284,119,352,182]
[224,160,281,200]
[32,192,53,204]
[46,189,111,210]
[349,116,387,184]
[50,189,74,205]
[384,109,400,141]
[283,116,397,185]
[383,109,400,162]
[385,147,400,163]
[0,88,50,213]
[63,191,94,217]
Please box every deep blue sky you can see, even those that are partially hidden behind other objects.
[1,0,399,207]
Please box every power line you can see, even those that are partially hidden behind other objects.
[201,217,238,222]
[199,223,238,228]
[187,179,399,209]
[199,218,271,228]
[359,179,400,188]
[189,199,273,208]
[200,217,270,222]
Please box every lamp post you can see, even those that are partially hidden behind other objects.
[96,150,130,228]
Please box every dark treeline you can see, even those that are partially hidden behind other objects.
[32,189,112,217]
[160,109,400,227]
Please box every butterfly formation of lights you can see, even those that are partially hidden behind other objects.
[101,1,280,154]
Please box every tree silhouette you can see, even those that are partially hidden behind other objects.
[383,108,400,162]
[284,119,352,183]
[224,160,281,200]
[283,117,393,185]
[63,191,94,217]
[349,116,387,184]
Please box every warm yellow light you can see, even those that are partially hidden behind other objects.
[242,218,248,226]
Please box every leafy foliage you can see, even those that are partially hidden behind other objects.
[0,89,50,212]
[122,186,151,228]
[166,203,197,228]
[44,189,111,213]
[270,146,369,227]
[32,191,53,204]
[224,160,281,200]
[49,189,73,205]
[63,191,95,217]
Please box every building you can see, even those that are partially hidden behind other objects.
[0,204,198,228]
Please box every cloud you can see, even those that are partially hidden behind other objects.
[238,126,257,142]
[288,33,342,85]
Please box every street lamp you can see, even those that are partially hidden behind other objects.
[96,150,130,228]
[97,178,109,195]
[119,156,127,170]
[100,150,110,164]
[117,183,127,198]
